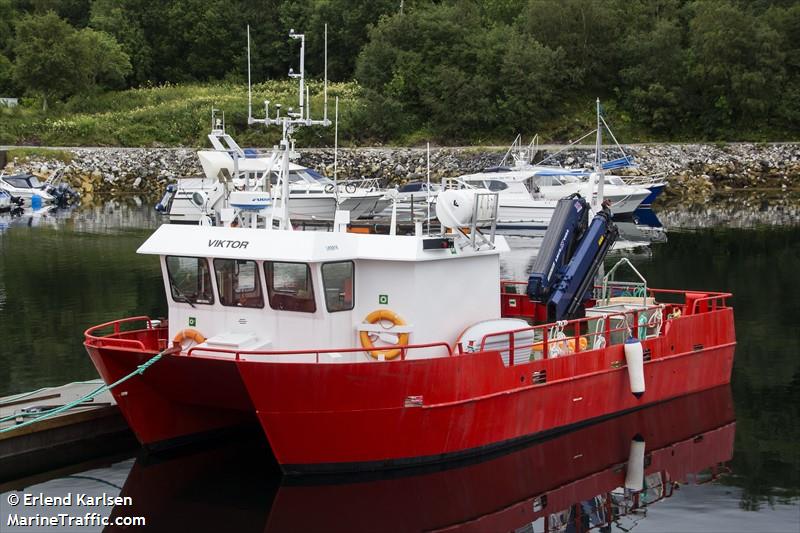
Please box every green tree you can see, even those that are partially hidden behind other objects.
[617,4,690,133]
[499,30,571,133]
[519,0,627,92]
[13,11,88,110]
[0,52,13,94]
[763,3,800,133]
[355,3,567,141]
[687,1,785,134]
[280,0,400,81]
[76,28,132,89]
[13,11,130,109]
[29,0,91,27]
[89,0,152,84]
[0,0,16,57]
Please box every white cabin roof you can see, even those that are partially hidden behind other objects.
[198,150,304,178]
[137,224,509,263]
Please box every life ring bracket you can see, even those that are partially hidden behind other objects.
[358,309,411,360]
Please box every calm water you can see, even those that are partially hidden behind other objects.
[0,203,798,532]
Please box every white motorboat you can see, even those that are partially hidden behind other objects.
[526,168,650,215]
[495,104,666,211]
[159,114,389,225]
[0,173,55,207]
[455,172,563,230]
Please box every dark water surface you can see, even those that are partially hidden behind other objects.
[0,203,798,532]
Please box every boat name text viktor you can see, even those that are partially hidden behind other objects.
[208,239,250,249]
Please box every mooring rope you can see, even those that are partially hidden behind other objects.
[0,348,174,434]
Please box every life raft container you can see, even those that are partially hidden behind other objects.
[173,328,206,348]
[359,309,409,360]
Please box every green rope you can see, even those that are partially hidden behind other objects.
[0,349,170,434]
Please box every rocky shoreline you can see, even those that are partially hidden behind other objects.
[2,143,799,207]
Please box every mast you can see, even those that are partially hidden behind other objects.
[595,97,605,209]
[324,24,328,124]
[247,27,332,231]
[426,142,431,234]
[247,25,252,121]
[334,96,339,204]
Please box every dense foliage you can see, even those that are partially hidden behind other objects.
[0,0,798,144]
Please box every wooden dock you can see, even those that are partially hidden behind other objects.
[0,381,136,481]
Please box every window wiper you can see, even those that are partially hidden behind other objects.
[167,270,196,309]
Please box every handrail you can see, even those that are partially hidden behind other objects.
[187,341,453,362]
[689,293,731,314]
[84,315,153,339]
[86,337,148,351]
[84,316,158,351]
[481,305,665,365]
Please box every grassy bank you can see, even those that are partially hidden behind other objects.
[2,82,793,149]
[2,81,664,148]
[0,81,365,148]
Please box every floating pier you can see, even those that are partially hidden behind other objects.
[0,381,136,481]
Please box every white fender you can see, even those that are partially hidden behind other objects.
[624,337,645,398]
[625,434,646,490]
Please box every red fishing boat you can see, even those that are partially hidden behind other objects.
[83,30,735,475]
[83,205,734,475]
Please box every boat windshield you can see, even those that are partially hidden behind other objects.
[3,175,40,188]
[304,168,333,185]
[484,180,509,192]
[605,176,626,185]
[264,261,316,313]
[558,174,581,184]
[165,256,215,305]
[270,169,332,186]
[534,176,563,187]
[214,258,264,308]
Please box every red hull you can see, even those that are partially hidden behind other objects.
[106,387,735,533]
[85,305,735,473]
[85,326,257,448]
[268,386,736,533]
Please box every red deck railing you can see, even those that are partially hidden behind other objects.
[83,284,731,364]
[496,283,732,365]
[186,342,454,362]
[84,316,167,352]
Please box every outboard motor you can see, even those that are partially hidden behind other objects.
[155,184,177,213]
[48,182,79,206]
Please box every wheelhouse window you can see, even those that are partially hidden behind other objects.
[214,259,264,308]
[264,261,316,313]
[165,256,214,305]
[322,261,354,312]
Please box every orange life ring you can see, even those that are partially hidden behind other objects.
[173,328,206,348]
[359,309,409,360]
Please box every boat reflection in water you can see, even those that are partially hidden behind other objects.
[107,386,734,533]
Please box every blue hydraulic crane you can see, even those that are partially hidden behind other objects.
[527,195,618,321]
